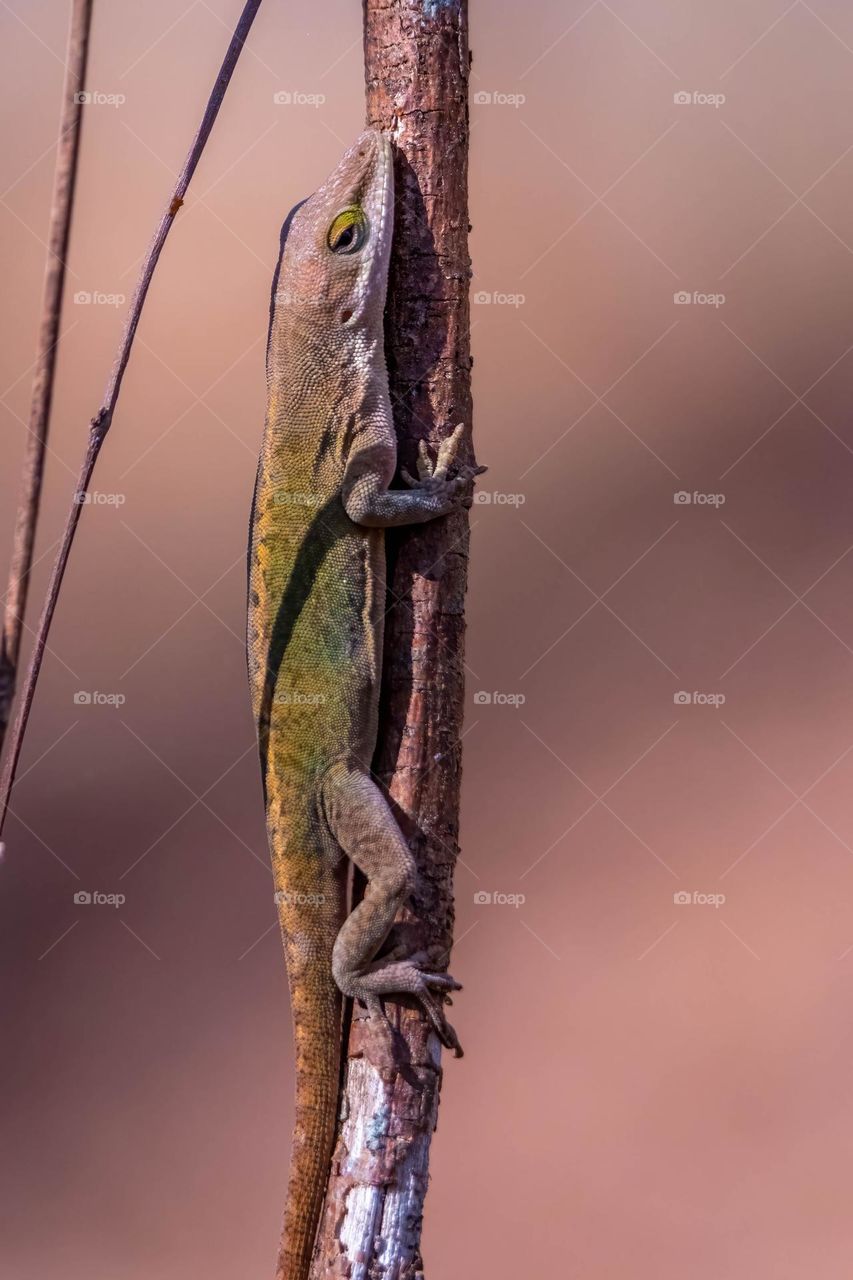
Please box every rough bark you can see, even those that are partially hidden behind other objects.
[310,3,473,1276]
[0,0,93,751]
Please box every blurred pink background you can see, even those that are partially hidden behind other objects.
[4,1,853,1275]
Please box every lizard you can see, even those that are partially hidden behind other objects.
[247,128,481,1280]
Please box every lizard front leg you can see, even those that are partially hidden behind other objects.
[322,758,463,1056]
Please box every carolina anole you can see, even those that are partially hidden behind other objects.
[247,129,481,1280]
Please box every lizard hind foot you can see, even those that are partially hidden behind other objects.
[354,959,464,1058]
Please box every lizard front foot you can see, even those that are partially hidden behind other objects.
[401,423,486,514]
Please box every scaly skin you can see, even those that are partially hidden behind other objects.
[247,131,479,1280]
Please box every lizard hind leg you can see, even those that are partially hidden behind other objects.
[321,758,463,1057]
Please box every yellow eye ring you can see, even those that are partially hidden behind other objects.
[327,207,367,255]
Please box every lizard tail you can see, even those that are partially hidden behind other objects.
[273,853,347,1280]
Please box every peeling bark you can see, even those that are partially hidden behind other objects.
[310,2,473,1276]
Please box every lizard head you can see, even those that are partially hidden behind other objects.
[275,129,393,336]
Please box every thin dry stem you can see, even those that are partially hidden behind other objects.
[0,0,264,843]
[0,0,93,750]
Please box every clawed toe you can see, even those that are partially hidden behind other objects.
[420,970,462,991]
[346,958,464,1057]
[419,989,463,1057]
[411,968,463,1056]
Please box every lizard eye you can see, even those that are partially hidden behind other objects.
[327,207,367,255]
